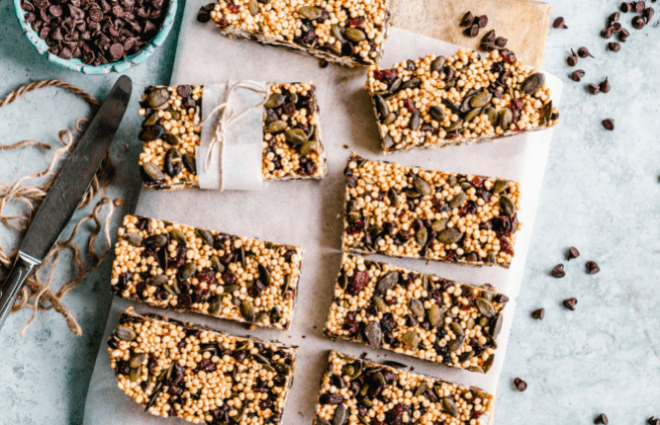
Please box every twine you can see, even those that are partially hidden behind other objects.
[0,79,116,337]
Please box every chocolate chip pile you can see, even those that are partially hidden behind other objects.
[459,11,510,53]
[20,0,169,65]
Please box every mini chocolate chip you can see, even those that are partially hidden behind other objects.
[495,36,507,48]
[632,15,646,28]
[608,11,620,25]
[481,29,496,43]
[563,298,578,311]
[513,377,527,392]
[577,47,594,58]
[621,1,633,12]
[588,83,601,95]
[636,0,646,13]
[599,77,611,93]
[465,24,480,37]
[570,70,585,82]
[611,22,623,32]
[594,413,609,424]
[551,264,566,278]
[460,11,474,26]
[608,41,621,51]
[602,118,615,131]
[478,15,488,28]
[531,308,545,320]
[553,16,568,28]
[586,261,601,274]
[567,247,580,260]
[601,27,614,38]
[566,54,578,67]
[644,7,655,21]
[619,27,630,41]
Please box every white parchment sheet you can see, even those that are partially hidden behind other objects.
[83,10,562,425]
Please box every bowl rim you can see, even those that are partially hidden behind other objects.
[13,0,178,75]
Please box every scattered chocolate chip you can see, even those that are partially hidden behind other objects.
[619,27,630,41]
[562,298,578,311]
[601,27,614,38]
[531,308,545,320]
[588,83,601,95]
[567,247,580,260]
[477,15,488,28]
[636,0,646,13]
[513,377,527,392]
[632,15,646,28]
[644,7,655,21]
[648,417,660,425]
[495,36,508,48]
[608,41,621,51]
[566,50,579,66]
[594,413,609,425]
[611,22,623,32]
[599,77,611,93]
[481,29,496,43]
[621,1,633,12]
[570,69,585,82]
[608,11,621,25]
[586,261,601,274]
[577,47,594,58]
[553,16,568,28]
[465,24,480,37]
[460,11,474,26]
[551,264,566,278]
[602,118,615,130]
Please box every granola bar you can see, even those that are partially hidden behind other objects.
[366,48,559,154]
[108,307,296,424]
[200,0,392,67]
[137,83,327,190]
[324,255,508,373]
[110,215,304,330]
[342,155,522,268]
[314,351,494,425]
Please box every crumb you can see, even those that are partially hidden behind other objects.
[343,144,349,149]
[125,143,129,151]
[113,198,123,207]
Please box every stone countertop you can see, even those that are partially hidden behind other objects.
[0,0,659,424]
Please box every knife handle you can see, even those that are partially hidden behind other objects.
[0,257,37,331]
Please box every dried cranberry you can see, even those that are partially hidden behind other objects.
[197,267,218,286]
[170,244,187,268]
[320,393,344,405]
[380,313,397,334]
[178,293,192,308]
[373,68,398,85]
[500,49,516,64]
[350,270,369,295]
[347,176,358,188]
[283,103,296,116]
[347,17,363,28]
[500,238,514,255]
[193,286,210,303]
[403,98,417,113]
[226,2,238,13]
[222,270,237,285]
[346,220,365,236]
[197,358,217,373]
[471,176,485,188]
[168,385,183,396]
[107,337,119,349]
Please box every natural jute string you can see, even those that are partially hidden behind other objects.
[0,79,116,337]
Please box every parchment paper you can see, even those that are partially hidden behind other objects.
[390,0,551,69]
[84,12,561,425]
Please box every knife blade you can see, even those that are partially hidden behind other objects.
[0,75,132,332]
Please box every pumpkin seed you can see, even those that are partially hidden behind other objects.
[196,229,214,246]
[387,187,399,207]
[164,148,182,178]
[449,321,465,337]
[143,162,165,182]
[376,271,398,295]
[429,105,445,123]
[298,141,315,157]
[344,27,366,42]
[500,195,515,217]
[479,316,490,327]
[382,112,396,125]
[441,98,460,114]
[427,304,442,327]
[401,331,420,350]
[374,95,388,118]
[492,179,508,194]
[485,106,498,126]
[410,112,421,131]
[431,55,445,72]
[470,92,492,108]
[365,321,382,348]
[442,397,459,417]
[285,128,308,145]
[240,300,255,322]
[182,154,196,175]
[410,298,424,317]
[209,255,224,273]
[373,295,386,312]
[437,227,463,244]
[248,0,259,15]
[265,120,287,133]
[116,326,136,341]
[331,24,345,42]
[466,318,475,330]
[542,100,553,121]
[521,73,545,94]
[315,417,331,425]
[445,118,463,132]
[265,94,286,108]
[148,275,168,287]
[143,112,158,127]
[169,109,180,120]
[447,337,464,353]
[476,297,496,317]
[180,262,196,280]
[389,77,402,92]
[431,218,449,232]
[413,176,432,196]
[382,133,394,150]
[415,227,428,246]
[298,5,323,19]
[449,192,467,209]
[464,107,482,123]
[360,399,373,408]
[208,296,222,315]
[499,108,513,130]
[145,234,167,249]
[458,350,475,363]
[347,212,361,224]
[490,314,504,338]
[169,229,186,245]
[400,77,421,91]
[124,233,143,247]
[258,263,272,286]
[482,354,495,373]
[160,133,179,147]
[231,410,244,423]
[147,88,169,109]
[129,353,147,368]
[468,365,484,373]
[129,366,142,382]
[270,306,282,323]
[414,382,428,398]
[333,404,347,425]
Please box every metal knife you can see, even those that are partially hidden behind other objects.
[0,75,132,332]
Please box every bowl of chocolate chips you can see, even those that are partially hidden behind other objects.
[14,0,177,74]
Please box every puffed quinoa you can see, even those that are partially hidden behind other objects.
[108,307,296,424]
[342,155,522,268]
[324,254,508,373]
[110,215,304,330]
[366,49,559,154]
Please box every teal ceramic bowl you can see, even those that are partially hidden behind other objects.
[13,0,177,74]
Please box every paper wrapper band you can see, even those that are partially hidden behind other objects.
[196,81,267,191]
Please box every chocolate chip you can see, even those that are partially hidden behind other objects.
[495,36,507,48]
[460,11,474,26]
[176,85,193,98]
[648,417,660,425]
[465,24,480,37]
[553,16,568,28]
[577,47,594,58]
[562,298,577,311]
[570,70,585,82]
[644,7,655,21]
[477,15,488,28]
[602,118,615,131]
[481,29,496,43]
[531,308,545,320]
[567,247,580,260]
[611,22,623,32]
[599,77,611,93]
[319,59,328,68]
[551,264,566,278]
[566,53,578,66]
[588,83,601,95]
[594,413,609,424]
[586,261,601,274]
[632,15,646,28]
[636,0,646,13]
[601,27,613,38]
[513,377,527,392]
[608,11,621,25]
[621,1,633,12]
[619,27,630,41]
[608,41,621,51]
